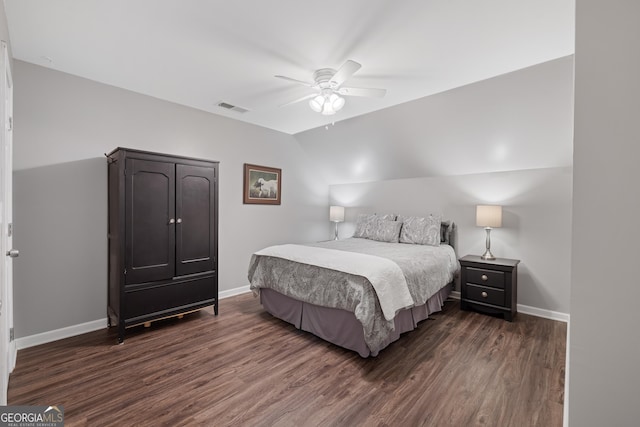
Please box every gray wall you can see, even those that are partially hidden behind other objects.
[330,167,572,314]
[12,61,329,338]
[570,1,640,425]
[295,56,574,184]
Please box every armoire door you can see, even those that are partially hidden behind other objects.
[125,159,176,284]
[175,164,216,276]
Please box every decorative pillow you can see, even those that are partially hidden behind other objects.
[353,213,397,238]
[368,219,402,243]
[353,214,377,238]
[398,214,442,246]
[376,213,397,221]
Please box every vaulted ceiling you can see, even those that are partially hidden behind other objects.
[4,0,574,135]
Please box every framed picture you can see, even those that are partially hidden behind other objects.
[243,163,282,205]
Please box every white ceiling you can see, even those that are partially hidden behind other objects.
[4,0,574,135]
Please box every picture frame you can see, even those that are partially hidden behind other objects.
[243,163,282,205]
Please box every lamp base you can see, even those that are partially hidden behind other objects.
[481,250,496,260]
[333,222,339,240]
[481,227,496,260]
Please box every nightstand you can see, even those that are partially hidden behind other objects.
[459,255,520,321]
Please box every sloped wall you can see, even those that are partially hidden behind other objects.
[296,56,574,184]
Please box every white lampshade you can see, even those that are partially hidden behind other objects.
[321,100,336,115]
[330,93,345,111]
[309,95,324,112]
[476,205,502,228]
[329,205,345,222]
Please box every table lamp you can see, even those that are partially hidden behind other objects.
[476,205,502,260]
[330,206,345,240]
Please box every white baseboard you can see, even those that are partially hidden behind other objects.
[15,286,253,350]
[448,290,569,322]
[518,303,569,322]
[15,318,107,350]
[219,285,250,299]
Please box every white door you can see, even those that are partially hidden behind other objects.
[0,40,15,405]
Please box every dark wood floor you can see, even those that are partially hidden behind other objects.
[9,293,566,426]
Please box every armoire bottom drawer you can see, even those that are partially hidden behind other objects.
[124,276,216,320]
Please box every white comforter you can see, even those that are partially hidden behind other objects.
[254,244,414,320]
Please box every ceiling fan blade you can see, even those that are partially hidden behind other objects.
[338,87,387,98]
[279,93,317,107]
[329,60,362,86]
[275,75,315,87]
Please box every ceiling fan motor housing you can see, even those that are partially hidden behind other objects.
[276,60,385,113]
[313,68,338,89]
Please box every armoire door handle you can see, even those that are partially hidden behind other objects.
[6,249,19,258]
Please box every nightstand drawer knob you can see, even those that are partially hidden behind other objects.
[481,291,488,298]
[481,274,488,281]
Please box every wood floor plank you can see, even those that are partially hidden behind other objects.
[8,293,566,426]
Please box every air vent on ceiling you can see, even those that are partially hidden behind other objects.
[217,102,249,114]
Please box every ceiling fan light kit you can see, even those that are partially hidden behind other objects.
[309,95,324,112]
[309,89,345,116]
[276,60,386,116]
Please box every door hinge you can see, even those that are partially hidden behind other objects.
[7,223,12,237]
[7,116,12,132]
[9,327,14,342]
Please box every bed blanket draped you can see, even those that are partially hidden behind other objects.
[248,238,459,355]
[253,244,414,320]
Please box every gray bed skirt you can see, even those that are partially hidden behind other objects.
[260,282,453,357]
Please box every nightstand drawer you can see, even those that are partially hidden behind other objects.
[466,267,505,289]
[465,284,505,306]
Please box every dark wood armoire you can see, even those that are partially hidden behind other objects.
[107,148,219,343]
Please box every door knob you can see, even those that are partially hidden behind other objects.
[6,249,19,258]
[176,218,182,224]
[168,218,175,224]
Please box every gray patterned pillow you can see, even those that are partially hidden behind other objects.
[398,215,442,246]
[353,213,397,238]
[368,219,402,243]
[353,214,377,238]
[376,213,397,221]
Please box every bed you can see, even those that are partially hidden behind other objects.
[248,215,459,357]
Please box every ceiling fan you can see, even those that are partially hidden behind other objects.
[275,60,386,116]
